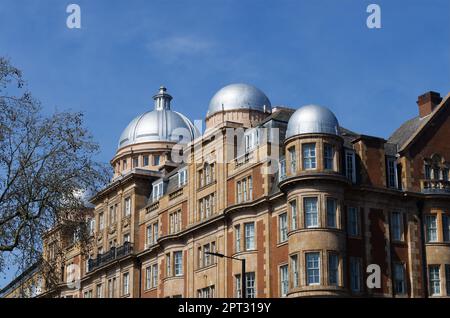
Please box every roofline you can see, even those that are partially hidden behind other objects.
[399,92,450,154]
[0,259,42,296]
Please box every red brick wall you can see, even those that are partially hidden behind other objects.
[408,104,450,191]
[368,208,388,294]
[256,220,267,297]
[226,229,233,297]
[268,214,288,297]
[227,179,235,206]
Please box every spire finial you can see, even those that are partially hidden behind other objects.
[153,85,172,110]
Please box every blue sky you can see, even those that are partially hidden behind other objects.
[0,0,449,287]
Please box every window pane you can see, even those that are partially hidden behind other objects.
[429,265,440,296]
[350,257,361,292]
[328,254,338,286]
[348,207,359,236]
[443,215,450,242]
[245,223,255,250]
[304,197,318,228]
[426,215,437,242]
[302,143,316,170]
[290,200,297,230]
[324,144,333,170]
[306,252,320,285]
[279,213,288,242]
[280,265,289,297]
[394,263,406,295]
[326,198,337,228]
[291,255,299,288]
[245,272,256,298]
[391,212,402,241]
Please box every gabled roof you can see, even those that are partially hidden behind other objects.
[388,93,450,154]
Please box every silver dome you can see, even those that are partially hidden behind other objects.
[207,83,271,117]
[286,104,339,138]
[118,86,199,149]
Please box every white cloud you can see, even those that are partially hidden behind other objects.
[147,35,215,59]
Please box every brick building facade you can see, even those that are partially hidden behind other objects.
[30,84,450,298]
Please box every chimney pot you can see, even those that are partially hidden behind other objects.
[417,91,442,118]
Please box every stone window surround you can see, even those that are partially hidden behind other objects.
[287,192,343,231]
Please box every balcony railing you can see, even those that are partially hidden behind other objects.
[421,179,450,194]
[88,242,133,272]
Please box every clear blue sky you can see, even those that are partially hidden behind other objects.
[0,0,449,288]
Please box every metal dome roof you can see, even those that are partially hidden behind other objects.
[118,86,199,149]
[286,104,339,138]
[207,83,271,117]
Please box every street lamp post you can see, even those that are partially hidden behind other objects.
[205,252,246,298]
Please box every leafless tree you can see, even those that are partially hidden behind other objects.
[0,57,109,281]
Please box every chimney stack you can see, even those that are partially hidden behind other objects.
[417,91,442,118]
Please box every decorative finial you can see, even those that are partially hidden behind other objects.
[153,85,172,111]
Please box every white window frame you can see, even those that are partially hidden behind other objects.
[235,275,242,298]
[145,267,152,290]
[306,252,320,286]
[245,272,256,298]
[178,168,187,187]
[426,215,438,242]
[235,225,241,253]
[122,272,129,296]
[304,197,318,228]
[290,200,298,230]
[124,197,131,217]
[280,265,289,297]
[302,143,317,170]
[429,265,441,296]
[152,263,158,288]
[279,213,288,243]
[174,251,183,276]
[245,223,255,251]
[291,254,299,288]
[152,182,163,202]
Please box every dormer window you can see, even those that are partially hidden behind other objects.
[152,182,163,202]
[345,150,356,183]
[178,168,187,187]
[387,157,398,189]
[244,129,259,153]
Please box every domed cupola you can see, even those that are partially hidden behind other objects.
[205,83,271,130]
[207,83,271,117]
[286,104,339,139]
[118,86,199,149]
